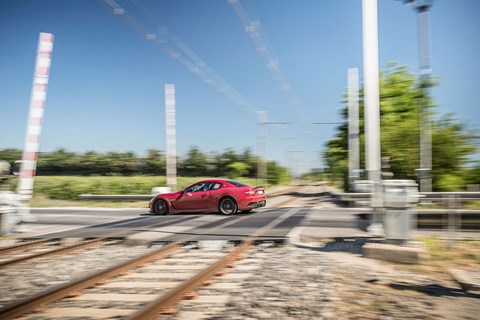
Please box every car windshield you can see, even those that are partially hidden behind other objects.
[227,180,249,187]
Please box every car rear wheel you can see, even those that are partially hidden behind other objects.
[154,200,169,215]
[219,197,238,215]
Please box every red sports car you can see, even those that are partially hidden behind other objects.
[149,179,266,215]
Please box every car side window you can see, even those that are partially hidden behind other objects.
[187,182,212,193]
[201,182,212,191]
[211,183,222,190]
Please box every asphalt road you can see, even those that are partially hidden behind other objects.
[21,207,313,242]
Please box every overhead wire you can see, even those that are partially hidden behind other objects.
[99,0,293,169]
[228,0,322,168]
[100,0,260,117]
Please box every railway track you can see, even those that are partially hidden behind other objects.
[0,238,108,267]
[0,206,302,320]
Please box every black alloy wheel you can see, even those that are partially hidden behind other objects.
[219,197,238,215]
[154,200,169,215]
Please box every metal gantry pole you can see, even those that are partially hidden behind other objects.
[396,0,434,192]
[416,2,433,192]
[257,111,267,187]
[256,111,288,186]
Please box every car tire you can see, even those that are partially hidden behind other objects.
[153,200,169,215]
[219,197,238,215]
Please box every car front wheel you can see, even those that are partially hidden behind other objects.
[219,197,238,215]
[154,200,169,215]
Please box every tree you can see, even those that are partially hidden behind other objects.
[239,148,258,177]
[0,149,22,165]
[37,148,81,175]
[180,146,208,176]
[227,162,250,179]
[267,161,291,185]
[142,149,165,175]
[211,149,239,177]
[324,63,478,191]
[0,146,292,183]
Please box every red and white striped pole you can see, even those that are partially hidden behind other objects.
[165,84,177,188]
[17,32,54,223]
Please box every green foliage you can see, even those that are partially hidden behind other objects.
[434,173,466,192]
[227,162,250,179]
[464,163,480,187]
[0,146,282,180]
[266,161,291,185]
[0,149,22,164]
[180,146,208,177]
[28,176,259,200]
[34,149,165,176]
[324,63,478,191]
[32,176,165,199]
[431,115,478,190]
[0,145,290,200]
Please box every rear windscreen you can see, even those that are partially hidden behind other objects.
[227,180,249,187]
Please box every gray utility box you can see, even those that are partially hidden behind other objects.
[384,209,411,240]
[383,180,419,208]
[382,180,419,240]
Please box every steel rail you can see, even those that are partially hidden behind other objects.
[0,239,52,255]
[0,242,182,320]
[129,241,253,320]
[129,207,301,319]
[0,213,256,319]
[0,238,105,267]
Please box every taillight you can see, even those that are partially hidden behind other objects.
[245,190,255,195]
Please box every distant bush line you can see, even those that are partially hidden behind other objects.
[0,147,291,198]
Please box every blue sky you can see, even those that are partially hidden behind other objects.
[0,0,479,173]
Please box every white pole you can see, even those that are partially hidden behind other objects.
[165,84,177,188]
[348,67,360,186]
[362,0,381,185]
[17,32,54,225]
[362,0,383,236]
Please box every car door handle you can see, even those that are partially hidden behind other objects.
[201,194,208,198]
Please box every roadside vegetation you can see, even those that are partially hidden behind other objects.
[322,63,479,192]
[390,237,480,281]
[0,147,290,206]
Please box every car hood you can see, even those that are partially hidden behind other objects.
[155,191,182,200]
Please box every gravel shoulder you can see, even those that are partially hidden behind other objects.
[1,240,478,319]
[204,244,479,320]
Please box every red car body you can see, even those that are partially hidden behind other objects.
[149,179,266,215]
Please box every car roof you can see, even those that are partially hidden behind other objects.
[196,179,228,184]
[195,179,248,185]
